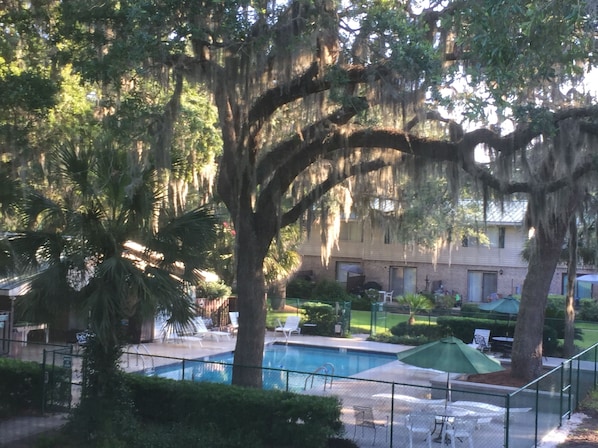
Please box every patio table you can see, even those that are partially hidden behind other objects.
[492,336,514,357]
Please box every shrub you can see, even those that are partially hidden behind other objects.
[579,299,598,321]
[389,322,449,341]
[286,278,315,299]
[545,295,566,319]
[311,279,352,301]
[302,301,337,335]
[350,288,378,311]
[0,358,43,418]
[196,280,232,299]
[124,375,342,448]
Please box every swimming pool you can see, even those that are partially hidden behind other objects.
[144,343,396,391]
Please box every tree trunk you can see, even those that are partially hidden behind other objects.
[230,217,269,388]
[511,218,568,381]
[564,214,577,358]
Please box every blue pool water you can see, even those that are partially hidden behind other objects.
[145,343,396,390]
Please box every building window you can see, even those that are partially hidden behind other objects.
[498,227,505,248]
[389,266,416,296]
[467,271,498,302]
[384,227,397,244]
[336,262,363,284]
[339,221,363,242]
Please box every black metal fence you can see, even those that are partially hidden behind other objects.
[1,338,597,447]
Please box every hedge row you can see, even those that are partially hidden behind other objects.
[124,374,343,448]
[0,358,44,418]
[389,316,561,355]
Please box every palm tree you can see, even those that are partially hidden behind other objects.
[8,140,216,442]
[398,293,434,325]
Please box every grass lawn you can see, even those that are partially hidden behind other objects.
[574,321,598,350]
[266,302,598,351]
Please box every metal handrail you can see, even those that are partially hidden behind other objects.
[304,362,335,390]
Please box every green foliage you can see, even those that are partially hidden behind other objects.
[302,302,337,336]
[389,322,449,341]
[286,278,315,300]
[350,288,379,311]
[124,375,342,448]
[451,0,593,111]
[311,279,352,302]
[579,299,598,322]
[543,325,559,355]
[68,337,137,447]
[397,293,434,324]
[327,438,360,448]
[545,295,566,319]
[0,358,43,418]
[196,280,231,300]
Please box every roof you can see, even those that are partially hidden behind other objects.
[0,276,32,297]
[483,201,527,226]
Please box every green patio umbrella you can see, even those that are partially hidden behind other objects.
[479,296,520,314]
[396,336,504,401]
[479,296,520,333]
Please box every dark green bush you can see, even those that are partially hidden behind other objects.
[286,278,315,299]
[436,316,562,356]
[545,296,566,319]
[543,325,559,355]
[389,322,450,340]
[302,301,337,335]
[579,299,598,321]
[124,375,342,448]
[311,279,352,301]
[350,288,377,311]
[0,358,43,418]
[327,438,360,448]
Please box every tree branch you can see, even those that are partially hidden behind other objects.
[256,100,368,185]
[280,158,392,228]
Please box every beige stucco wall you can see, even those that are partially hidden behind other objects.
[297,220,574,302]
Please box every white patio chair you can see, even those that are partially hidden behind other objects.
[405,413,434,448]
[352,405,388,445]
[384,290,394,302]
[444,416,476,448]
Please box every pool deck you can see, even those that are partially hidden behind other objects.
[1,333,566,448]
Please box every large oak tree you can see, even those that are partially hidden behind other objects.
[13,0,598,387]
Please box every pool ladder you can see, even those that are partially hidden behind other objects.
[304,362,335,391]
[126,344,155,375]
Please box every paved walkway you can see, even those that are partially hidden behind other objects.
[0,414,68,447]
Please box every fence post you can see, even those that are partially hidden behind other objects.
[389,382,395,447]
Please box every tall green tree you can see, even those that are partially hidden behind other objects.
[9,139,217,441]
[16,0,598,386]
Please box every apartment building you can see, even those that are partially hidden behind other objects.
[298,201,571,303]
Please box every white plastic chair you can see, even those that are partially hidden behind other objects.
[444,416,476,448]
[405,413,434,448]
[384,290,394,303]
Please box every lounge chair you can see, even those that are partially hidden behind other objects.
[192,317,231,341]
[229,311,239,335]
[274,315,301,341]
[467,329,491,352]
